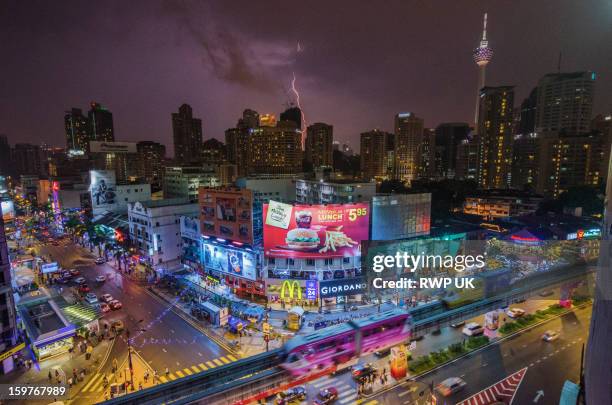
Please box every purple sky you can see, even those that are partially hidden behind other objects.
[2,1,611,154]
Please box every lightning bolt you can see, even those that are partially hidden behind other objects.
[291,71,306,149]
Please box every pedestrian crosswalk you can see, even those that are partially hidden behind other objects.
[309,375,379,405]
[80,354,239,393]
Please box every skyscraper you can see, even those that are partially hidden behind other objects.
[535,71,595,136]
[247,122,302,175]
[136,141,166,187]
[226,110,258,177]
[172,104,203,163]
[201,138,226,164]
[280,106,302,130]
[88,102,114,142]
[64,108,90,155]
[394,112,424,184]
[360,129,392,181]
[473,13,494,126]
[305,123,333,169]
[477,86,514,189]
[11,143,42,176]
[434,123,470,179]
[0,135,10,177]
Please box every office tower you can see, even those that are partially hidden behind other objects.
[535,71,595,136]
[88,102,114,142]
[280,106,303,130]
[477,86,514,189]
[0,215,18,372]
[394,112,424,184]
[473,13,494,125]
[172,104,203,163]
[455,138,479,180]
[11,143,42,176]
[518,88,537,136]
[247,122,302,175]
[360,129,391,181]
[64,108,90,155]
[305,123,333,168]
[163,166,219,202]
[137,141,166,187]
[434,123,470,179]
[225,127,249,177]
[511,133,539,190]
[418,128,436,179]
[0,135,10,177]
[201,138,226,164]
[239,109,259,129]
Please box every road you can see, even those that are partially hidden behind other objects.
[34,241,236,403]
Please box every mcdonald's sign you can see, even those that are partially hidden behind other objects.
[280,280,302,300]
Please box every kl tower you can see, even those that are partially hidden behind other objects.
[473,13,494,126]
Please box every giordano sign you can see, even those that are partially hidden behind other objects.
[280,280,302,300]
[319,278,367,298]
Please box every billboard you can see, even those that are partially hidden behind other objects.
[41,262,59,274]
[202,242,257,281]
[263,202,369,258]
[199,188,254,244]
[319,277,367,298]
[89,141,137,153]
[1,200,15,222]
[90,170,117,214]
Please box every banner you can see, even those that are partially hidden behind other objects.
[263,203,369,258]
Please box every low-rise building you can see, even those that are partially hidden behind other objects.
[163,166,220,203]
[463,190,543,220]
[295,179,376,204]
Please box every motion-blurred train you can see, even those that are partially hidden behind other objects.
[281,309,411,376]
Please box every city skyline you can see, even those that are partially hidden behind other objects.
[2,1,612,153]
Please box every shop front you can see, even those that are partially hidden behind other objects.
[265,279,319,310]
[34,331,75,361]
[319,277,367,309]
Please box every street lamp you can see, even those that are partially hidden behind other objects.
[126,319,146,390]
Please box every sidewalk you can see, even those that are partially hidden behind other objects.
[92,350,156,403]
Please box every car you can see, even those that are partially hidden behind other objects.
[100,294,114,303]
[110,320,124,333]
[349,305,359,311]
[95,275,106,283]
[69,269,80,276]
[314,387,338,405]
[99,302,111,313]
[542,330,560,342]
[436,377,467,397]
[506,308,526,318]
[352,363,377,381]
[95,257,106,265]
[85,293,98,304]
[274,386,306,404]
[78,284,90,293]
[61,271,72,279]
[374,348,391,357]
[74,277,86,285]
[450,320,466,328]
[539,290,554,297]
[109,300,122,310]
[462,322,484,336]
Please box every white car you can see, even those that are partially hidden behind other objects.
[436,377,466,397]
[506,308,526,318]
[85,293,98,304]
[95,257,106,265]
[542,330,560,342]
[462,322,484,336]
[74,277,86,285]
[100,294,114,303]
[95,275,106,283]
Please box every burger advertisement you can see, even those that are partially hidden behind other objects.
[263,201,370,258]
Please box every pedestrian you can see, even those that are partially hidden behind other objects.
[48,370,52,382]
[139,381,143,390]
[144,370,149,382]
[165,367,169,377]
[80,369,85,381]
[55,369,59,378]
[68,377,73,387]
[73,368,77,381]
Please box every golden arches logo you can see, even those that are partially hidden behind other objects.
[280,280,302,300]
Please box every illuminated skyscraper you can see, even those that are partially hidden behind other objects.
[473,13,494,126]
[394,112,424,184]
[64,108,90,155]
[305,123,333,169]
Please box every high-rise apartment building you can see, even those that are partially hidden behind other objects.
[136,141,166,187]
[305,123,333,168]
[419,128,436,179]
[88,102,114,142]
[280,106,302,130]
[201,138,226,164]
[172,104,203,163]
[247,122,302,175]
[535,72,595,137]
[434,123,470,179]
[11,143,42,176]
[0,135,10,177]
[360,129,391,181]
[64,108,90,155]
[455,139,479,180]
[394,112,424,184]
[0,215,18,373]
[477,86,514,189]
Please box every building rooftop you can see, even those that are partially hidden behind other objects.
[136,198,192,209]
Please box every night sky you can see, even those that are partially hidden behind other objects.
[2,1,611,153]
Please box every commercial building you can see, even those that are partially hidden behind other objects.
[476,86,514,189]
[64,108,90,156]
[511,133,539,190]
[371,193,431,240]
[360,129,393,181]
[163,166,220,203]
[89,141,139,183]
[88,102,115,143]
[463,190,543,220]
[128,198,198,266]
[394,112,424,184]
[455,138,479,180]
[11,143,43,176]
[172,104,203,163]
[305,123,333,168]
[136,141,166,187]
[198,187,254,245]
[434,123,470,179]
[247,122,302,175]
[0,215,18,373]
[280,106,303,130]
[225,127,249,177]
[236,177,297,205]
[295,179,376,204]
[201,138,226,164]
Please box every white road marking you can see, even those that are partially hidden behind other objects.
[198,352,203,357]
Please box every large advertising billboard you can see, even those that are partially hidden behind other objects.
[1,200,15,222]
[263,201,369,258]
[202,242,257,281]
[89,141,137,154]
[90,170,117,214]
[199,188,254,245]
